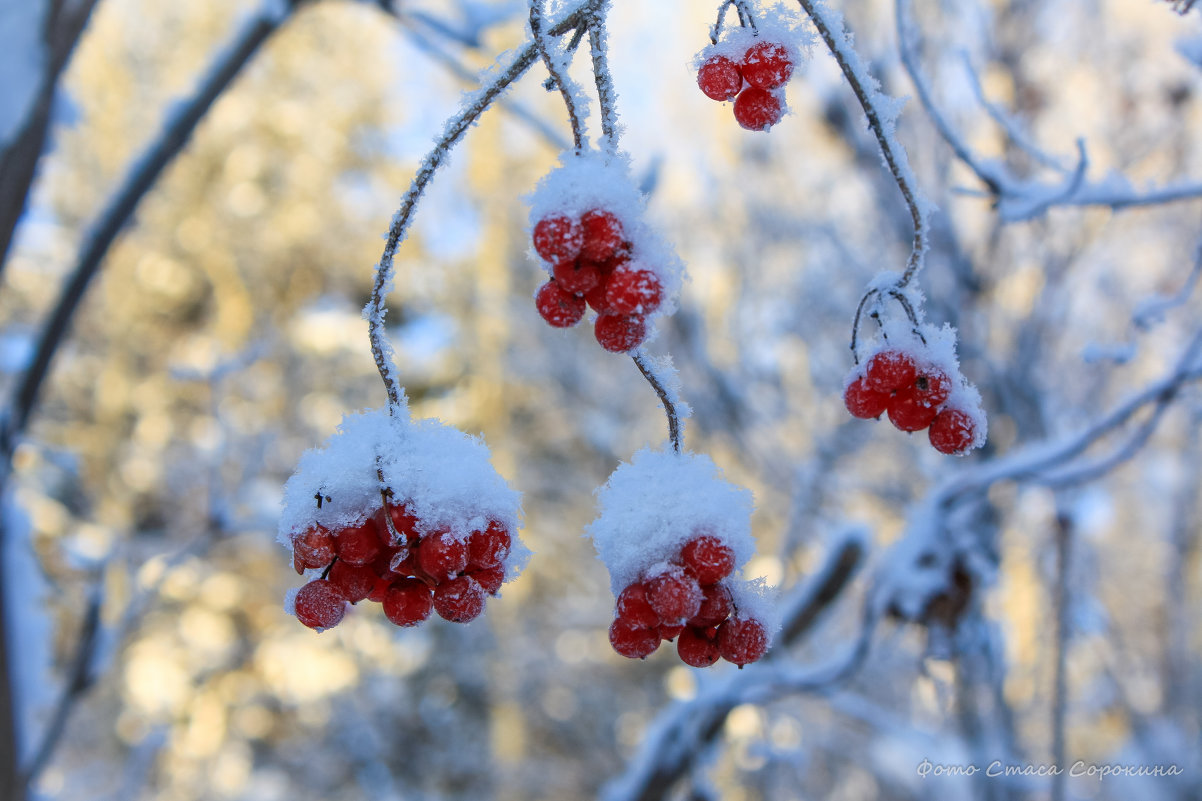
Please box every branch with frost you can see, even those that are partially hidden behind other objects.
[364,2,592,410]
[632,353,685,453]
[604,533,868,801]
[1133,236,1202,329]
[0,0,293,479]
[896,0,1202,223]
[585,0,620,155]
[530,0,587,153]
[797,0,930,289]
[710,0,759,44]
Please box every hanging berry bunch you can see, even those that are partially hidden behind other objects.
[694,5,806,131]
[528,153,684,353]
[843,313,987,456]
[588,447,775,667]
[280,409,527,631]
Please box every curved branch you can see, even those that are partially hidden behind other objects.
[529,0,586,154]
[632,352,682,453]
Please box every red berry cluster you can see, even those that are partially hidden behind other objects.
[697,39,795,131]
[843,348,982,455]
[532,208,664,353]
[608,533,769,667]
[290,503,513,631]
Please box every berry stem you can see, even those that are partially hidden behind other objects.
[367,3,591,414]
[710,0,759,44]
[633,352,682,454]
[530,0,587,155]
[585,0,620,155]
[796,0,929,283]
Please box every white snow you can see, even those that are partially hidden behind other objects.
[279,408,528,571]
[586,446,757,595]
[0,0,48,151]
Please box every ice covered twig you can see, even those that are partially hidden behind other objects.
[632,353,683,453]
[366,2,593,411]
[529,0,587,154]
[797,0,930,288]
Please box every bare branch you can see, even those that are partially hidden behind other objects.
[632,352,683,453]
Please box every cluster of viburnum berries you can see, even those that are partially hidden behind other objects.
[290,501,512,631]
[533,207,663,353]
[843,347,982,455]
[609,532,769,667]
[697,37,795,131]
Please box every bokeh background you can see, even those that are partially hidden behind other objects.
[2,1,1201,799]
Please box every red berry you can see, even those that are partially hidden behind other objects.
[645,570,703,625]
[677,627,721,667]
[594,312,647,353]
[887,386,939,432]
[291,524,335,571]
[680,534,735,585]
[433,575,486,623]
[742,40,794,90]
[469,564,505,595]
[382,578,433,627]
[717,616,769,666]
[609,617,660,659]
[552,257,601,295]
[376,503,419,547]
[417,529,469,581]
[584,275,613,313]
[294,579,348,630]
[733,86,784,131]
[535,280,586,328]
[658,623,685,641]
[605,267,663,315]
[593,242,632,274]
[616,582,662,628]
[328,559,377,604]
[336,520,384,566]
[912,368,951,407]
[697,54,743,101]
[844,375,890,419]
[580,209,624,263]
[864,350,917,393]
[468,520,511,569]
[929,408,978,455]
[533,213,583,263]
[689,582,733,628]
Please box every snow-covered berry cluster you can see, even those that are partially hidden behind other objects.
[609,533,769,667]
[528,153,684,354]
[281,409,527,631]
[588,447,775,668]
[696,25,803,132]
[843,330,986,455]
[290,504,514,630]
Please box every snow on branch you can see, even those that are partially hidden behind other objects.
[364,1,594,411]
[797,0,931,288]
[0,0,291,472]
[896,0,1202,223]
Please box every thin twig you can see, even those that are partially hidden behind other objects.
[530,0,586,154]
[798,0,929,287]
[632,352,682,453]
[366,3,592,413]
[586,0,620,155]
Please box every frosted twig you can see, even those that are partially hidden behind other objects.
[0,0,289,472]
[711,0,759,43]
[366,3,592,412]
[586,0,620,155]
[896,0,1202,222]
[798,0,929,288]
[632,352,682,453]
[848,286,924,362]
[530,0,586,154]
[941,327,1202,504]
[605,534,867,801]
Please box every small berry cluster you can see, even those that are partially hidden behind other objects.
[609,532,769,667]
[843,347,984,455]
[697,38,795,131]
[290,502,513,631]
[532,208,664,353]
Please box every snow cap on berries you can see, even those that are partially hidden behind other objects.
[279,409,529,574]
[691,8,808,72]
[525,151,685,318]
[587,446,757,595]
